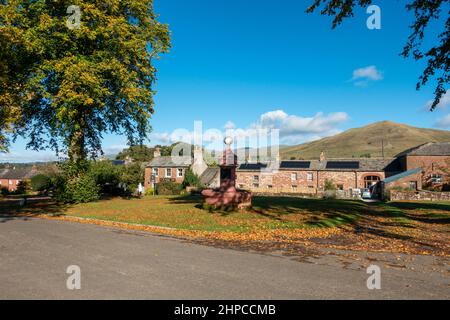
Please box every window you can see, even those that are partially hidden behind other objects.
[292,185,298,191]
[291,173,298,181]
[337,184,344,191]
[267,185,273,189]
[177,168,184,178]
[307,173,313,181]
[152,168,158,177]
[253,175,259,182]
[431,174,442,184]
[165,168,172,178]
[364,175,381,188]
[409,181,417,190]
[253,183,260,188]
[9,180,12,185]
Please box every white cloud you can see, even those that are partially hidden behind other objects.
[252,110,349,143]
[224,121,235,130]
[434,114,450,129]
[148,110,349,147]
[426,89,450,110]
[351,65,383,86]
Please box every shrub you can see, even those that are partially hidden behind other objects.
[1,187,9,196]
[31,174,53,193]
[53,161,100,203]
[89,161,122,194]
[145,187,155,196]
[182,169,202,188]
[120,162,144,192]
[324,179,337,191]
[156,181,182,195]
[15,180,31,195]
[55,171,100,203]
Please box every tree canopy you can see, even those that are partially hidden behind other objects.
[307,0,449,110]
[0,0,170,160]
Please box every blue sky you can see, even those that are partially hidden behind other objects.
[2,0,450,162]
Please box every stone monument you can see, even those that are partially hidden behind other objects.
[201,137,252,210]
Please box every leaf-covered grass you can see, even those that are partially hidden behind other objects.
[1,195,449,233]
[1,195,449,255]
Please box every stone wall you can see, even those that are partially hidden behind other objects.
[390,190,450,201]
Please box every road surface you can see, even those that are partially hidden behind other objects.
[0,217,448,299]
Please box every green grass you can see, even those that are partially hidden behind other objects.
[1,195,449,233]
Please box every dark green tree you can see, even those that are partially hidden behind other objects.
[116,145,154,162]
[307,0,449,110]
[0,1,170,161]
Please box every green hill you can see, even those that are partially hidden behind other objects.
[280,121,450,160]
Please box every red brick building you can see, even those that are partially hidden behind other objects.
[144,148,191,189]
[394,142,450,191]
[0,167,40,192]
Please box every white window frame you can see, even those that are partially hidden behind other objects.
[431,174,442,184]
[177,168,184,178]
[165,168,172,178]
[152,168,159,177]
[291,173,298,181]
[307,172,313,181]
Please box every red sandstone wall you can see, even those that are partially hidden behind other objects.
[236,170,385,193]
[406,155,450,189]
[0,178,20,192]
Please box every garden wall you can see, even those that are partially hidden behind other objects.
[390,190,450,201]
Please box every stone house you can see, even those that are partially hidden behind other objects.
[0,167,40,192]
[236,156,402,195]
[144,146,220,189]
[144,148,190,189]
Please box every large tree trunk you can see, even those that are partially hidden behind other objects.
[68,114,86,163]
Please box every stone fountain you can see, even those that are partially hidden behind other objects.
[201,137,252,210]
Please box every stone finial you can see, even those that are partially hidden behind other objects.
[319,151,326,162]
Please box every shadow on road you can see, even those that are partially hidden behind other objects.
[0,198,71,223]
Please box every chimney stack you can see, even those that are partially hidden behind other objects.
[319,151,326,162]
[153,147,161,158]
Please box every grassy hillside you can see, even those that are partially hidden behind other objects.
[280,121,450,160]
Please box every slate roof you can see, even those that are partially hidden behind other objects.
[199,167,220,186]
[396,142,450,157]
[0,167,40,180]
[383,168,422,184]
[238,163,268,171]
[146,156,191,168]
[238,158,401,173]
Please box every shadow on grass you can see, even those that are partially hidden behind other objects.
[0,198,71,223]
[372,202,450,225]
